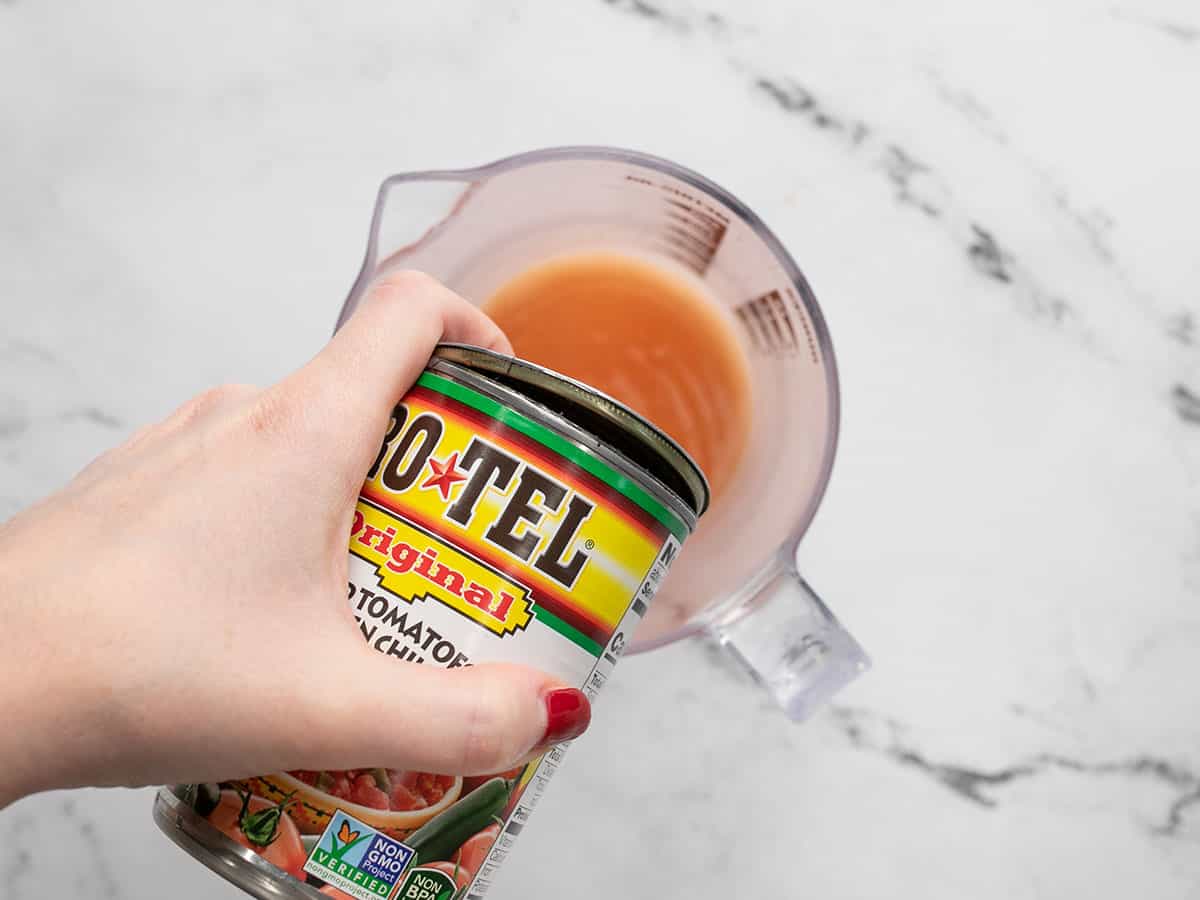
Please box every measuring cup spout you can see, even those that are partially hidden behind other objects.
[709,550,869,721]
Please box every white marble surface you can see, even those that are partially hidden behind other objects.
[3,0,1200,897]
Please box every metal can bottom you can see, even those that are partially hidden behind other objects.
[153,787,326,899]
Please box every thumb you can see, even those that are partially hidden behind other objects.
[299,648,591,776]
[275,270,512,480]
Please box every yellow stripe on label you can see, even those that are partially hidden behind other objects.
[351,501,534,638]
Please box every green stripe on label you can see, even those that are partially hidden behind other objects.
[418,371,689,541]
[534,607,604,657]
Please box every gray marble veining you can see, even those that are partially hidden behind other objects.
[2,0,1199,897]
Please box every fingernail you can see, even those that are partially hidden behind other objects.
[538,688,591,748]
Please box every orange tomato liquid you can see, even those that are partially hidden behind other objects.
[484,251,752,502]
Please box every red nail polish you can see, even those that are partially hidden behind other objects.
[539,688,591,747]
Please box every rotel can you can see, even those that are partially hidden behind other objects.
[154,344,709,900]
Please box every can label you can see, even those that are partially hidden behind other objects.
[174,368,689,900]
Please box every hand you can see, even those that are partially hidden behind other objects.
[0,271,590,809]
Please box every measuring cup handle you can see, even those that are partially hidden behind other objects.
[708,559,870,722]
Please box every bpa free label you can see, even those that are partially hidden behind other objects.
[396,866,458,900]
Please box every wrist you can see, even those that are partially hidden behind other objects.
[0,515,109,805]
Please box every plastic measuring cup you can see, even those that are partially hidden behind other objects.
[335,147,869,721]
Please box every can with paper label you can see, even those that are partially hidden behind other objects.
[153,343,709,900]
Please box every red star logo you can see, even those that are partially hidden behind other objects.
[421,452,468,500]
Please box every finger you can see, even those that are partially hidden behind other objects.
[293,652,591,776]
[274,270,511,476]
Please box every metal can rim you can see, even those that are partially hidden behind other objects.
[153,787,328,900]
[429,356,700,531]
[432,344,710,519]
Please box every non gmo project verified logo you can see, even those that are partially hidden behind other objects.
[304,810,415,900]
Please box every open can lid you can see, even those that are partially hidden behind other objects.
[433,344,710,518]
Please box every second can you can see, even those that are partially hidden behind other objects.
[154,344,709,900]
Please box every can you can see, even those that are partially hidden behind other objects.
[153,344,708,900]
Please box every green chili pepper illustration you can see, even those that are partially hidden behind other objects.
[236,789,295,848]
